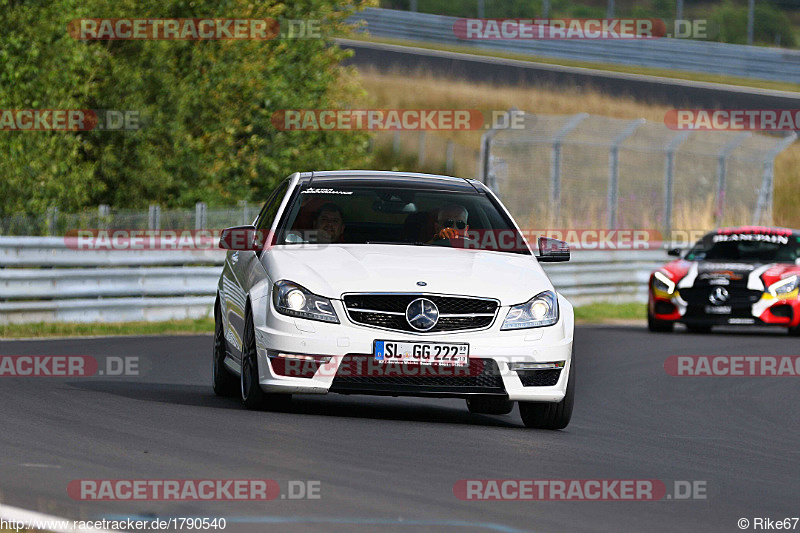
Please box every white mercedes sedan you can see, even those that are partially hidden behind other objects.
[213,171,575,429]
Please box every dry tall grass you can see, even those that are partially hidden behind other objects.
[774,144,800,228]
[356,67,800,229]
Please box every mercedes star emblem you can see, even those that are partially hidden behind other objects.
[406,298,439,331]
[708,286,729,305]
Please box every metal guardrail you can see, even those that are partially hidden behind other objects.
[0,267,221,300]
[0,297,216,324]
[546,249,664,304]
[0,238,225,324]
[0,237,662,324]
[0,237,223,267]
[350,8,800,84]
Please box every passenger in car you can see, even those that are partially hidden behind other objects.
[314,202,346,244]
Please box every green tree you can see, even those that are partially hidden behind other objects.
[0,0,373,217]
[0,0,103,216]
[711,0,796,47]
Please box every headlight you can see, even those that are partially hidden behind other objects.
[272,280,339,323]
[768,275,799,297]
[652,271,676,295]
[501,290,559,330]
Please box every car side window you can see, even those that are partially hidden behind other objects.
[255,180,290,233]
[252,180,290,253]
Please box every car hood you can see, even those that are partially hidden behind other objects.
[263,244,552,306]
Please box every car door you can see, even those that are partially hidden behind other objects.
[224,179,290,364]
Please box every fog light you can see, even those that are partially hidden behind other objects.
[268,352,331,364]
[508,361,565,371]
[771,305,793,319]
[655,301,676,315]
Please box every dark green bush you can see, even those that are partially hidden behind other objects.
[0,0,373,215]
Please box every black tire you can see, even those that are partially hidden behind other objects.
[686,324,712,334]
[648,311,674,332]
[240,307,291,411]
[466,396,514,415]
[519,356,574,430]
[212,300,238,397]
[789,325,800,337]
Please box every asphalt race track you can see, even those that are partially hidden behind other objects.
[1,326,798,533]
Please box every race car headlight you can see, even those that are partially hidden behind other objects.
[652,271,676,295]
[501,291,559,330]
[272,280,339,323]
[768,275,799,297]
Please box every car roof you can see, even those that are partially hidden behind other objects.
[296,170,484,193]
[713,226,800,238]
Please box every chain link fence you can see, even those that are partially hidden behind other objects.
[3,117,794,236]
[481,112,797,232]
[0,202,263,236]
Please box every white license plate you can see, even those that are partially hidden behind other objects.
[374,341,469,367]
[705,305,732,314]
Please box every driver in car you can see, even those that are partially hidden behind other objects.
[430,204,469,243]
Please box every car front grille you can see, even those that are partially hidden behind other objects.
[342,293,498,333]
[330,355,505,392]
[679,285,761,306]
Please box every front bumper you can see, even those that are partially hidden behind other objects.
[251,294,574,402]
[649,288,800,328]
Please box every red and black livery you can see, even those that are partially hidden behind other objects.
[648,226,800,334]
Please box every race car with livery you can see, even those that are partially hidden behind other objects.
[648,226,800,334]
[212,171,575,429]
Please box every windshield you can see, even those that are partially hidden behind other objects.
[685,232,800,263]
[276,182,530,254]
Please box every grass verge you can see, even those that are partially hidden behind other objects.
[0,305,644,339]
[0,318,214,339]
[574,302,645,323]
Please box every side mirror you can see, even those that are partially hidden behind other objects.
[219,225,259,251]
[667,248,682,257]
[537,237,570,262]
